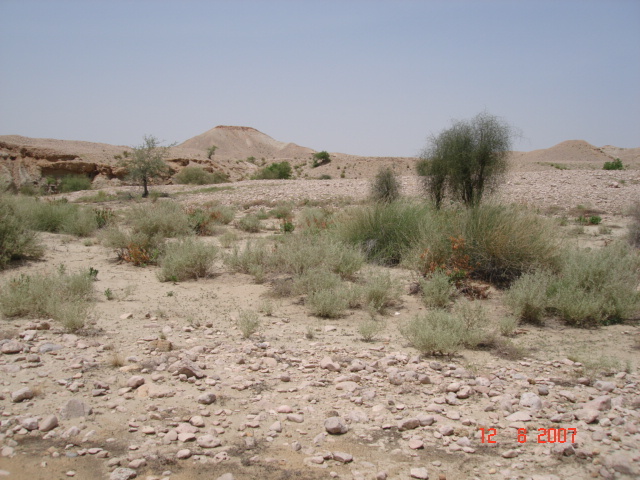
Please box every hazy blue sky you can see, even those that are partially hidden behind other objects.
[1,0,638,156]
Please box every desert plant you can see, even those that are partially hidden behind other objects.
[252,161,292,180]
[603,158,624,170]
[370,167,400,203]
[312,151,331,168]
[237,214,261,232]
[549,242,640,326]
[400,309,468,356]
[127,201,192,238]
[420,270,455,308]
[224,240,273,274]
[101,226,164,266]
[417,111,516,208]
[0,267,93,331]
[219,231,239,248]
[237,310,260,338]
[158,238,217,282]
[306,288,349,318]
[358,318,385,342]
[629,201,640,248]
[299,207,333,232]
[0,196,44,268]
[292,268,342,296]
[505,270,552,323]
[499,316,519,336]
[119,135,173,198]
[186,204,235,235]
[59,175,92,193]
[174,166,229,185]
[334,200,433,265]
[207,145,217,159]
[361,271,401,313]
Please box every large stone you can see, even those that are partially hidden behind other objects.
[320,356,341,372]
[1,340,25,354]
[410,467,429,479]
[59,399,92,419]
[197,434,221,448]
[519,392,542,411]
[197,392,217,405]
[109,468,137,480]
[325,416,348,435]
[168,359,205,378]
[604,452,639,475]
[398,418,420,431]
[38,415,59,432]
[126,375,145,389]
[11,387,34,403]
[583,395,611,411]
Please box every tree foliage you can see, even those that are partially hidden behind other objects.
[312,151,331,168]
[417,112,515,208]
[121,135,172,198]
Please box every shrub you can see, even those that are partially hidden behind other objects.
[0,196,44,268]
[335,201,433,265]
[400,310,468,356]
[420,270,455,308]
[299,207,333,233]
[370,167,400,203]
[186,205,235,235]
[629,201,640,248]
[603,158,624,170]
[505,270,551,323]
[101,226,164,266]
[358,318,385,342]
[127,201,192,238]
[361,271,401,313]
[293,268,342,295]
[236,310,260,338]
[237,214,261,232]
[219,231,239,248]
[252,162,292,180]
[11,197,99,237]
[312,151,331,168]
[174,166,229,185]
[549,242,640,326]
[418,111,515,208]
[306,288,349,318]
[158,238,217,282]
[0,267,93,331]
[499,316,519,336]
[460,204,559,284]
[207,145,217,159]
[59,175,92,193]
[270,202,294,220]
[224,240,273,275]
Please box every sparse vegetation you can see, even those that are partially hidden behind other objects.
[119,135,173,198]
[400,309,479,356]
[174,166,229,185]
[237,310,261,338]
[358,317,385,342]
[312,151,331,168]
[237,214,261,232]
[505,270,551,323]
[0,196,44,268]
[59,175,92,193]
[158,237,217,282]
[370,167,400,203]
[252,161,292,180]
[603,158,624,170]
[628,201,640,248]
[0,266,94,331]
[420,270,455,308]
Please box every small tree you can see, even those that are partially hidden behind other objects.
[418,112,516,208]
[312,151,331,168]
[371,166,400,203]
[121,135,172,198]
[207,145,217,159]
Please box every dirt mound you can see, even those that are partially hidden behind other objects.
[179,125,316,160]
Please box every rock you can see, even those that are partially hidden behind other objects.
[119,313,133,320]
[1,340,25,354]
[11,387,34,403]
[276,405,293,413]
[190,415,205,427]
[325,417,348,435]
[604,452,639,475]
[39,343,63,353]
[519,392,542,411]
[287,414,304,423]
[335,381,359,392]
[39,415,59,432]
[408,438,424,450]
[176,449,192,459]
[269,421,282,432]
[168,359,205,378]
[197,434,222,448]
[320,356,341,372]
[583,395,611,411]
[575,408,600,424]
[410,467,429,479]
[216,475,235,480]
[594,380,616,392]
[502,449,518,458]
[398,418,420,431]
[332,452,353,463]
[197,392,217,405]
[505,411,531,422]
[59,399,92,419]
[109,468,137,480]
[126,375,145,389]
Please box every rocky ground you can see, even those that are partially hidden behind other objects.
[1,169,639,480]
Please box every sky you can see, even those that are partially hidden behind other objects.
[1,0,639,157]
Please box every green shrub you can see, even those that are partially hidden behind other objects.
[0,196,44,268]
[361,271,401,313]
[158,238,217,282]
[237,310,261,338]
[252,162,292,180]
[460,204,560,284]
[127,201,191,238]
[59,175,92,193]
[400,310,468,356]
[312,151,331,168]
[505,270,551,323]
[186,204,235,235]
[370,167,400,203]
[11,197,99,237]
[293,268,342,295]
[237,214,261,232]
[0,267,94,331]
[174,166,229,185]
[101,226,164,266]
[577,215,602,225]
[358,318,385,342]
[270,202,294,220]
[420,270,455,308]
[299,207,333,232]
[335,201,433,265]
[306,288,348,318]
[549,242,640,326]
[603,158,624,170]
[224,240,273,275]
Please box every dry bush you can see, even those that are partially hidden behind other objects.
[420,271,455,308]
[237,310,261,338]
[505,270,552,323]
[158,238,217,282]
[237,214,262,232]
[629,201,640,248]
[361,271,401,313]
[0,195,44,268]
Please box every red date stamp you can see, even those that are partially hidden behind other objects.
[479,427,577,444]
